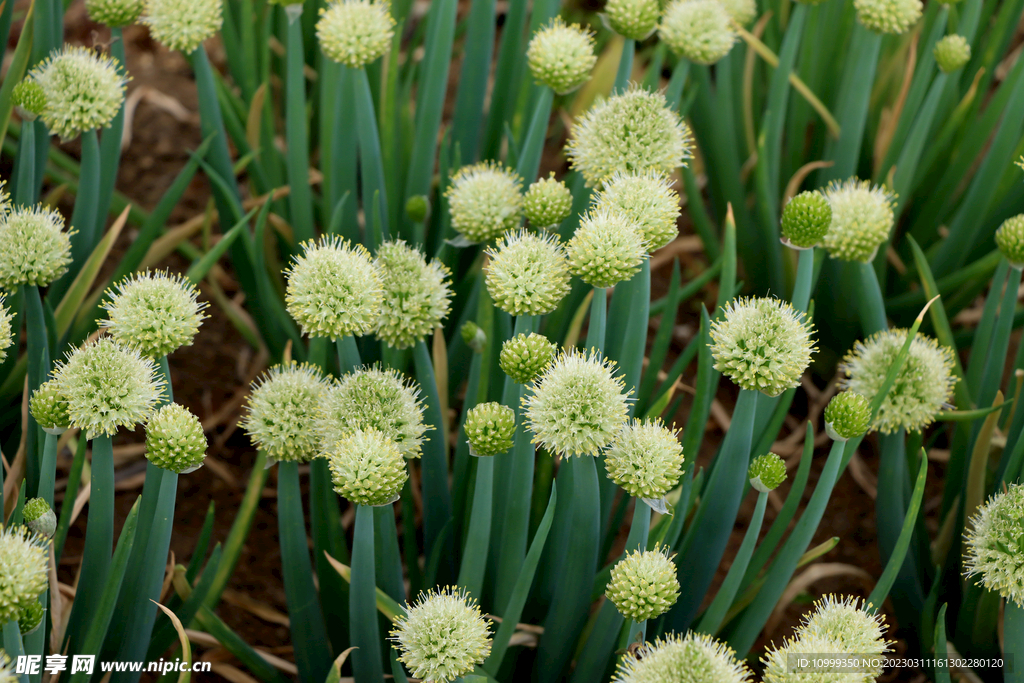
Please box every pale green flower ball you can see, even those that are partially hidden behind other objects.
[0,204,73,290]
[146,403,207,473]
[29,46,127,141]
[613,632,752,683]
[710,297,816,396]
[966,484,1024,606]
[523,174,574,229]
[12,81,45,120]
[143,0,224,53]
[595,170,681,252]
[748,453,786,493]
[484,230,572,316]
[567,208,647,288]
[29,379,71,435]
[796,596,890,660]
[824,391,871,441]
[840,329,956,434]
[18,601,44,636]
[241,363,328,463]
[318,367,427,459]
[53,337,165,437]
[659,0,736,66]
[500,332,557,384]
[317,0,395,68]
[86,0,144,27]
[781,191,832,249]
[0,654,15,683]
[100,270,207,358]
[285,235,383,340]
[461,321,487,353]
[822,178,896,263]
[446,162,523,244]
[605,0,661,40]
[566,85,693,187]
[23,499,56,539]
[0,527,49,626]
[606,544,680,621]
[762,632,865,683]
[527,18,597,94]
[995,214,1024,269]
[327,427,408,506]
[604,418,684,500]
[721,0,757,26]
[525,348,630,458]
[392,586,492,683]
[934,35,971,73]
[854,0,921,34]
[0,299,11,365]
[464,402,516,457]
[374,240,452,349]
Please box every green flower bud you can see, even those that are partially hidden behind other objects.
[780,191,832,249]
[461,321,486,353]
[86,0,144,26]
[604,0,660,40]
[613,632,752,683]
[0,204,73,290]
[484,230,572,316]
[966,484,1024,606]
[146,403,207,473]
[595,170,681,252]
[405,195,430,223]
[606,544,680,621]
[464,402,516,457]
[143,0,224,53]
[18,600,44,636]
[526,18,597,94]
[446,162,523,244]
[824,391,871,441]
[100,270,208,358]
[567,208,647,288]
[821,178,896,263]
[995,214,1024,269]
[23,499,56,539]
[241,363,328,463]
[934,34,971,73]
[29,45,127,141]
[12,81,45,120]
[317,0,395,68]
[854,0,921,34]
[391,586,492,683]
[523,174,574,229]
[659,0,736,66]
[748,453,786,493]
[327,427,408,506]
[0,527,49,626]
[710,297,816,397]
[605,418,684,502]
[0,299,12,366]
[374,240,452,349]
[499,332,557,384]
[30,380,70,435]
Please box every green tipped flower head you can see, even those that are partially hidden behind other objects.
[523,174,574,229]
[446,162,523,244]
[86,0,144,26]
[30,380,70,435]
[0,654,14,683]
[23,499,56,539]
[317,0,395,68]
[461,321,486,353]
[567,208,647,288]
[721,0,758,25]
[781,191,832,249]
[613,632,752,683]
[748,453,786,493]
[53,337,165,437]
[146,403,207,473]
[392,586,492,683]
[659,0,737,66]
[605,418,684,502]
[527,18,597,94]
[525,348,630,458]
[710,297,816,397]
[285,235,383,340]
[966,484,1024,606]
[327,428,407,505]
[604,0,661,40]
[595,170,681,252]
[143,0,224,53]
[500,332,557,384]
[995,214,1024,269]
[374,240,452,349]
[18,601,44,636]
[822,178,896,263]
[464,402,516,457]
[854,0,921,33]
[567,86,693,187]
[0,527,49,626]
[29,46,126,141]
[484,230,572,316]
[840,329,956,434]
[100,270,207,358]
[606,544,680,621]
[241,363,327,463]
[934,34,971,73]
[12,81,45,120]
[0,300,11,365]
[824,391,871,441]
[318,367,427,459]
[0,204,73,290]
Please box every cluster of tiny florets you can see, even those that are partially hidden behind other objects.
[374,240,452,349]
[446,162,523,243]
[965,484,1024,607]
[86,0,144,26]
[317,0,395,68]
[748,453,787,493]
[606,544,680,621]
[934,34,971,73]
[721,0,758,26]
[710,297,816,397]
[567,208,647,288]
[145,403,207,473]
[326,427,408,506]
[18,602,44,636]
[0,654,15,683]
[464,402,516,457]
[659,0,736,66]
[12,81,45,120]
[527,18,597,94]
[100,270,207,358]
[0,527,50,626]
[143,0,224,53]
[484,230,572,316]
[822,179,896,263]
[781,191,832,249]
[604,418,684,500]
[23,499,56,539]
[854,0,921,34]
[0,300,12,365]
[29,46,127,141]
[523,174,574,229]
[595,171,681,252]
[995,214,1024,269]
[30,379,71,434]
[500,332,557,384]
[604,0,661,40]
[613,632,752,683]
[241,363,328,463]
[0,204,73,290]
[824,391,872,441]
[839,329,957,434]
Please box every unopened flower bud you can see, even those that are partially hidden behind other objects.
[934,34,971,73]
[748,453,786,493]
[567,208,647,288]
[995,214,1024,269]
[485,231,571,316]
[606,544,680,621]
[146,403,208,473]
[406,195,430,223]
[604,0,660,40]
[30,380,70,435]
[461,321,487,353]
[499,332,556,384]
[23,499,56,539]
[327,428,408,506]
[854,0,921,34]
[781,191,831,249]
[523,174,573,229]
[526,18,597,94]
[446,162,523,244]
[824,391,871,441]
[464,402,516,457]
[12,81,45,121]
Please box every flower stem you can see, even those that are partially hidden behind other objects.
[351,504,385,683]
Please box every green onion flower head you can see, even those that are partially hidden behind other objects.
[461,321,487,353]
[241,363,327,464]
[613,632,752,683]
[966,483,1024,606]
[659,0,736,66]
[606,544,680,621]
[317,0,395,68]
[605,418,684,501]
[30,379,70,435]
[721,0,757,26]
[822,178,896,263]
[780,191,831,249]
[595,170,681,252]
[18,601,44,636]
[762,632,867,683]
[710,297,816,397]
[464,402,516,457]
[12,81,45,121]
[53,337,165,437]
[796,596,889,659]
[567,208,647,288]
[934,34,971,73]
[995,214,1024,269]
[374,240,452,349]
[0,526,49,626]
[0,204,73,290]
[604,0,661,40]
[523,174,574,229]
[0,654,14,683]
[840,329,956,434]
[285,235,383,340]
[748,453,786,493]
[446,162,523,244]
[143,0,223,53]
[854,0,921,34]
[526,348,630,458]
[146,403,207,473]
[23,499,56,539]
[527,18,597,94]
[100,270,207,358]
[567,85,693,187]
[500,332,557,384]
[0,299,11,365]
[824,391,871,441]
[87,0,144,26]
[29,45,127,141]
[318,367,428,459]
[327,427,408,506]
[485,230,572,316]
[392,586,492,683]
